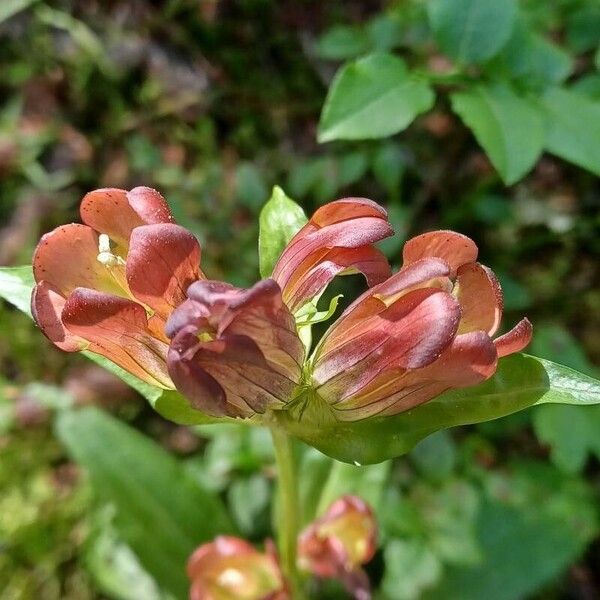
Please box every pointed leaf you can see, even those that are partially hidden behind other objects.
[318,53,434,142]
[56,408,234,598]
[258,186,307,278]
[451,84,544,184]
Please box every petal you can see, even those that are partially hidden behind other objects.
[166,280,304,417]
[314,289,461,399]
[331,331,497,420]
[494,318,533,357]
[31,282,82,351]
[33,224,122,297]
[62,288,172,388]
[80,187,173,249]
[126,223,203,320]
[455,262,503,335]
[282,246,391,312]
[272,198,393,310]
[316,258,453,365]
[403,230,478,275]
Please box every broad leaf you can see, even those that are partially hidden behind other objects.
[0,0,36,24]
[451,84,544,184]
[541,87,600,176]
[282,354,600,465]
[427,0,517,64]
[56,408,234,598]
[318,53,434,142]
[315,25,370,60]
[258,186,307,278]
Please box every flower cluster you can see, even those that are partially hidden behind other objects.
[32,187,532,421]
[187,496,377,600]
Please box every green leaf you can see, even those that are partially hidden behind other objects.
[0,265,34,315]
[382,539,443,600]
[541,87,600,176]
[258,186,307,278]
[56,408,234,598]
[427,0,517,64]
[0,0,36,24]
[410,430,456,481]
[318,53,434,142]
[235,162,268,211]
[282,354,600,465]
[450,84,544,184]
[498,21,572,88]
[315,25,370,61]
[566,7,600,53]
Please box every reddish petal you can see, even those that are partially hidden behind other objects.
[314,289,461,398]
[31,282,82,351]
[403,230,478,275]
[33,223,122,297]
[317,258,453,361]
[80,187,173,249]
[494,318,533,357]
[126,223,202,320]
[455,262,503,335]
[329,331,498,421]
[282,246,391,312]
[62,288,172,388]
[272,198,393,310]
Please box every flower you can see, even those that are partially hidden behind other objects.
[165,279,305,417]
[31,187,202,388]
[310,230,533,420]
[187,536,288,600]
[165,197,390,417]
[298,495,377,600]
[271,198,393,313]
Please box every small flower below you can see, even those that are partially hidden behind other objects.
[187,536,288,600]
[298,495,377,600]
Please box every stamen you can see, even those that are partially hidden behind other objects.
[97,233,126,267]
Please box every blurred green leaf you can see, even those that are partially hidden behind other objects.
[318,53,434,142]
[227,473,270,536]
[427,0,517,64]
[57,407,234,598]
[0,265,34,315]
[316,25,370,60]
[410,430,456,481]
[382,539,442,600]
[450,84,544,184]
[258,186,307,278]
[371,142,405,194]
[283,354,600,464]
[541,87,600,176]
[424,480,596,600]
[235,162,268,211]
[566,7,600,53]
[499,21,572,88]
[0,0,37,24]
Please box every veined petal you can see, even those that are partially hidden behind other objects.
[331,331,497,421]
[272,198,393,311]
[61,288,172,388]
[455,262,503,335]
[31,282,82,351]
[316,258,452,357]
[80,187,173,249]
[403,230,478,275]
[314,289,461,399]
[33,224,122,297]
[494,318,533,357]
[166,280,304,417]
[282,246,391,312]
[126,223,203,320]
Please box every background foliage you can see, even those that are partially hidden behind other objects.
[0,0,599,598]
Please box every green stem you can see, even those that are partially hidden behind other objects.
[270,426,304,598]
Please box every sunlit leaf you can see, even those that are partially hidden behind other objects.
[318,53,434,142]
[258,186,307,278]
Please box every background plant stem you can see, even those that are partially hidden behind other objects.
[270,426,304,598]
